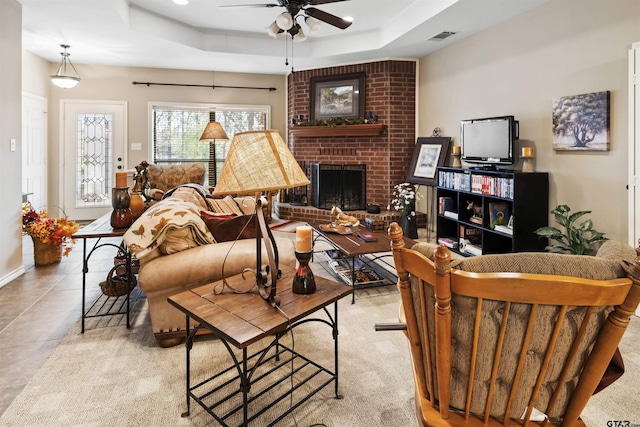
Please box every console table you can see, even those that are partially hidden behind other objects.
[72,212,140,332]
[168,267,352,426]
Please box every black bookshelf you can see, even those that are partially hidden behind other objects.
[436,166,548,256]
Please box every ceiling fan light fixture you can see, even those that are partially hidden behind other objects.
[266,21,283,38]
[275,12,294,30]
[50,44,81,89]
[305,16,322,34]
[294,25,307,42]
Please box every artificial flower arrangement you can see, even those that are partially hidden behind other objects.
[22,203,80,256]
[389,182,422,220]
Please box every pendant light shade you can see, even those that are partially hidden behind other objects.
[50,44,81,89]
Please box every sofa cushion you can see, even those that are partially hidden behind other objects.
[411,241,633,280]
[454,251,629,280]
[147,163,205,193]
[200,211,257,242]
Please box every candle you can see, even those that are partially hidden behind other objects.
[296,225,313,252]
[115,172,128,188]
[522,147,534,157]
[452,145,461,155]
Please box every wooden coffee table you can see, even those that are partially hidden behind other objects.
[308,222,416,303]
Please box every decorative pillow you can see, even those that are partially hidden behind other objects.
[200,211,257,242]
[206,195,244,215]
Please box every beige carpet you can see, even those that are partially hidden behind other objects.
[0,284,418,427]
[1,266,639,426]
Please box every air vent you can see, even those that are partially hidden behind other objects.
[429,31,457,41]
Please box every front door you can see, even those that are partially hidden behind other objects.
[61,101,127,221]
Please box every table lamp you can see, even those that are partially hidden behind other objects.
[213,130,310,306]
[200,121,229,187]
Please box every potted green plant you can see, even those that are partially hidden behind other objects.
[534,204,607,255]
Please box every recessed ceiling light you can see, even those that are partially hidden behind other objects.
[173,0,189,5]
[343,16,354,23]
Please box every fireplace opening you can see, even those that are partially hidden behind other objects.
[310,163,366,211]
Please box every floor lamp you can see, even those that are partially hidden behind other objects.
[213,130,310,307]
[200,121,229,187]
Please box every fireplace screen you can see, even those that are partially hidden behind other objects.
[310,163,366,211]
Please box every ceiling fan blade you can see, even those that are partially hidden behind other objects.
[219,3,280,8]
[305,7,352,30]
[308,0,351,5]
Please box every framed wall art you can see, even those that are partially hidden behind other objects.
[407,137,451,186]
[309,72,365,121]
[552,91,610,151]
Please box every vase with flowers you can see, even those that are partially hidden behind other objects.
[22,203,80,265]
[390,182,421,239]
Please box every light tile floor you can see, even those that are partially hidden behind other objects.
[0,235,122,416]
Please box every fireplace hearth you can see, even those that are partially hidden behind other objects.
[310,163,366,211]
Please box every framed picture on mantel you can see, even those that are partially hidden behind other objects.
[310,72,365,121]
[407,137,451,186]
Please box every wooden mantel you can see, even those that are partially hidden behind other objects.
[288,123,387,138]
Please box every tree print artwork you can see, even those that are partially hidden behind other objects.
[552,91,610,151]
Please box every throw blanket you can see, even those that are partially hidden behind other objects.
[124,199,214,259]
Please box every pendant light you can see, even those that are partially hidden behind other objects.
[50,44,81,89]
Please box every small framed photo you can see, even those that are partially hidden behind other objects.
[310,72,365,121]
[407,137,451,186]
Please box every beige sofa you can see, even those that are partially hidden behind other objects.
[124,185,295,347]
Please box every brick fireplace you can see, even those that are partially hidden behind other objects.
[278,60,423,226]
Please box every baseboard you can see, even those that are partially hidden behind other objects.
[0,266,25,289]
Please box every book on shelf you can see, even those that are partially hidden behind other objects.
[469,216,483,225]
[459,225,482,245]
[438,197,453,215]
[488,202,510,230]
[443,211,458,220]
[437,237,458,249]
[463,244,483,256]
[459,239,482,256]
[494,225,513,235]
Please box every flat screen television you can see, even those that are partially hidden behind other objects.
[460,116,519,168]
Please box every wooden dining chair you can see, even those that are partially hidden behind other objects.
[387,222,640,426]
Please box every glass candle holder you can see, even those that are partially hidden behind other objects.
[292,250,316,294]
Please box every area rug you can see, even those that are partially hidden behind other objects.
[2,272,639,426]
[0,285,418,426]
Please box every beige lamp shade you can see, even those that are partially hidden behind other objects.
[213,130,309,196]
[199,121,229,141]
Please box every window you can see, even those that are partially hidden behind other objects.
[151,103,270,186]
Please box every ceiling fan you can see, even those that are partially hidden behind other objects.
[222,0,353,39]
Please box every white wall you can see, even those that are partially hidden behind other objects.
[418,0,640,244]
[0,0,23,287]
